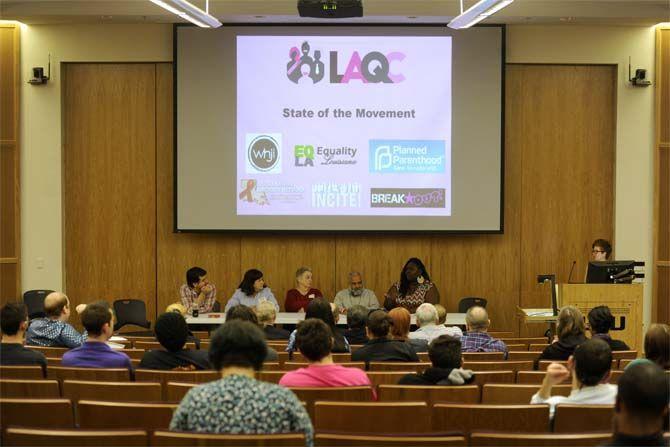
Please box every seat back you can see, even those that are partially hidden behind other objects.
[432,404,550,433]
[28,346,69,358]
[470,432,612,446]
[315,433,467,446]
[517,371,570,384]
[500,338,548,345]
[151,431,306,446]
[118,349,145,360]
[62,380,162,403]
[507,351,541,361]
[463,361,533,372]
[314,401,431,434]
[256,371,284,384]
[366,371,414,387]
[481,384,572,404]
[133,341,197,351]
[612,350,637,360]
[462,352,505,361]
[0,365,44,379]
[23,290,53,319]
[135,369,218,399]
[165,382,197,402]
[609,370,623,383]
[368,362,431,372]
[471,371,515,385]
[47,366,131,382]
[0,398,74,428]
[77,400,178,430]
[553,404,614,433]
[0,379,60,398]
[112,299,150,331]
[5,427,149,446]
[289,386,374,420]
[378,385,480,405]
[528,344,549,351]
[458,297,487,313]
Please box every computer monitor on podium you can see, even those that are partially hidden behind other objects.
[586,260,636,284]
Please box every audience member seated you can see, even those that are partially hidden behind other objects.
[62,301,132,369]
[279,319,373,395]
[644,323,670,370]
[460,306,508,357]
[180,266,217,314]
[226,305,278,361]
[26,292,87,348]
[531,338,616,419]
[257,301,290,340]
[538,305,587,361]
[225,269,279,312]
[399,335,474,385]
[333,271,379,313]
[170,321,313,446]
[604,361,670,447]
[139,312,210,370]
[343,305,369,345]
[286,299,349,354]
[384,257,440,313]
[409,303,462,344]
[0,302,47,372]
[434,303,447,325]
[588,305,630,351]
[165,303,201,349]
[389,307,428,353]
[285,267,324,312]
[351,310,419,363]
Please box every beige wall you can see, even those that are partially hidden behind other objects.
[20,23,656,328]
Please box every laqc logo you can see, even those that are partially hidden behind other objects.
[246,134,282,174]
[286,41,405,85]
[294,145,315,167]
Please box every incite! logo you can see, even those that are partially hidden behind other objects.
[370,188,446,208]
[294,145,315,167]
[246,134,281,174]
[369,140,445,174]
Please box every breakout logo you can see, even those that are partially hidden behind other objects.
[286,41,405,84]
[246,134,282,174]
[370,188,446,208]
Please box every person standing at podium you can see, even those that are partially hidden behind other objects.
[591,239,612,261]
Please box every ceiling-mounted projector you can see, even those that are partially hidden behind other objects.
[298,0,363,18]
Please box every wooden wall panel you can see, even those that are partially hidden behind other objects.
[155,63,241,315]
[509,65,616,335]
[1,263,18,300]
[63,64,157,319]
[1,143,16,258]
[0,27,16,141]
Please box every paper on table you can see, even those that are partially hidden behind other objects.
[109,336,128,341]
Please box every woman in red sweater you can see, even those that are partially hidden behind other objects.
[284,266,323,312]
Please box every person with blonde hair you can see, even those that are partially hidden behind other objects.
[538,305,587,361]
[257,300,290,340]
[166,303,187,315]
[165,302,201,349]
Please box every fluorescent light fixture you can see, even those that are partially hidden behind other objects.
[448,0,514,29]
[149,0,222,28]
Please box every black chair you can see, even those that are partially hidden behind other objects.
[458,297,488,313]
[113,300,151,331]
[23,290,54,319]
[212,301,221,312]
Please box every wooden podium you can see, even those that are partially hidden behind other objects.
[559,284,644,352]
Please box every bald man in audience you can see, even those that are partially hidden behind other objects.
[25,292,87,348]
[604,361,670,446]
[460,306,507,357]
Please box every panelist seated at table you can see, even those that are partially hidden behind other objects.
[180,266,217,314]
[225,269,279,312]
[333,271,379,313]
[285,266,323,312]
[384,257,440,313]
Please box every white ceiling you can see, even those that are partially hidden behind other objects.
[1,0,668,26]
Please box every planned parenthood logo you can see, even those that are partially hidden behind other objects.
[370,188,446,208]
[246,134,282,174]
[369,140,445,174]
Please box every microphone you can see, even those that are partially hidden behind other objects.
[567,260,577,284]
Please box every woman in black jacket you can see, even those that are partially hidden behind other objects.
[538,305,587,361]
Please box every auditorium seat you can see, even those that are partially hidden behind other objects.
[0,398,74,428]
[505,344,526,351]
[538,360,618,371]
[62,380,162,403]
[134,370,218,399]
[432,404,550,433]
[470,431,612,446]
[471,371,515,385]
[165,382,196,402]
[315,433,467,446]
[366,371,414,387]
[27,346,69,358]
[378,384,480,405]
[314,401,431,434]
[488,332,514,338]
[277,352,289,364]
[508,351,541,361]
[481,384,572,404]
[529,344,549,351]
[77,400,178,430]
[47,357,62,366]
[288,386,374,420]
[118,349,145,360]
[151,431,305,446]
[47,366,131,382]
[134,341,197,351]
[4,428,148,446]
[462,352,505,361]
[0,365,44,379]
[282,362,365,371]
[517,371,570,384]
[199,341,210,350]
[619,359,632,369]
[463,361,533,372]
[611,350,637,360]
[500,337,548,345]
[190,331,209,340]
[609,370,624,383]
[552,404,614,433]
[368,362,431,372]
[349,344,364,351]
[262,362,281,370]
[256,371,284,384]
[0,379,60,398]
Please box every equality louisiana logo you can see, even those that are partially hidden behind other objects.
[371,188,446,208]
[246,134,282,174]
[286,41,405,85]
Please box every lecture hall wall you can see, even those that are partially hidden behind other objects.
[16,23,657,334]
